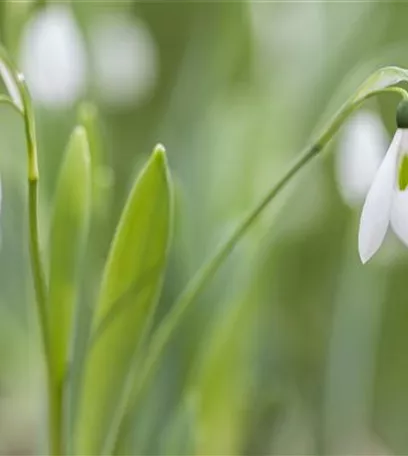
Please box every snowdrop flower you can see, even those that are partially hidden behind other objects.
[336,110,388,207]
[19,5,87,108]
[89,13,158,108]
[359,99,408,263]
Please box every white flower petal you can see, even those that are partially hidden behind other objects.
[19,5,87,108]
[89,14,158,108]
[336,110,388,207]
[391,130,408,246]
[390,190,408,246]
[358,129,402,263]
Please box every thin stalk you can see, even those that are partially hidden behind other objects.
[0,44,59,454]
[111,86,408,453]
[28,180,48,349]
[29,179,61,456]
[20,70,60,454]
[24,101,61,454]
[112,141,322,452]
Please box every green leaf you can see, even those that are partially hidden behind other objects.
[159,396,197,455]
[77,102,103,172]
[48,126,91,386]
[78,101,114,219]
[47,126,91,455]
[192,296,255,455]
[74,145,173,456]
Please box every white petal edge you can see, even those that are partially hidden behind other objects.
[358,129,402,263]
[390,189,408,246]
[390,130,408,246]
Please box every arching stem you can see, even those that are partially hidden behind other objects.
[111,86,408,454]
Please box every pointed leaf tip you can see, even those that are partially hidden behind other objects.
[153,143,167,163]
[154,143,166,154]
[150,143,170,182]
[73,124,89,144]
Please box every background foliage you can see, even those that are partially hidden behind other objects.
[0,1,408,454]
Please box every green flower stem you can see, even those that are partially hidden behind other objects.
[29,179,62,456]
[28,179,47,344]
[112,144,322,452]
[0,45,63,455]
[387,86,408,101]
[24,97,64,456]
[23,93,62,456]
[112,85,408,453]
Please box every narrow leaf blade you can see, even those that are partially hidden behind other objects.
[48,126,91,385]
[74,145,172,455]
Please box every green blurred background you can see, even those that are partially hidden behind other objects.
[1,1,408,454]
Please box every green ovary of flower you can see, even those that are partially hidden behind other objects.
[398,154,408,190]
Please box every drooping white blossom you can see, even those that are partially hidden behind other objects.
[89,13,158,108]
[19,5,87,108]
[358,128,408,263]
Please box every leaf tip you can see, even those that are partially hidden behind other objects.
[72,123,86,139]
[152,142,170,173]
[71,125,91,164]
[153,142,166,157]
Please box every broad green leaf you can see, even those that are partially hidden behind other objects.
[74,145,173,456]
[48,126,91,386]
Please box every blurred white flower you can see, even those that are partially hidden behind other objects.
[336,110,387,207]
[89,14,158,108]
[359,126,408,263]
[19,5,87,108]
